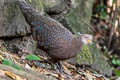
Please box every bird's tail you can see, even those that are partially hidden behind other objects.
[17,0,29,8]
[17,0,39,24]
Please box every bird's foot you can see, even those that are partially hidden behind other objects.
[38,60,71,79]
[55,62,71,79]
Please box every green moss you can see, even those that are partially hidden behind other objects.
[76,44,93,65]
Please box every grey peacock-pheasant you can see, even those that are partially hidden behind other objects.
[17,0,93,73]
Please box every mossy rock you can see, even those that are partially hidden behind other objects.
[65,0,112,76]
[26,0,44,15]
[76,44,93,65]
[42,0,68,14]
[0,0,44,37]
[65,0,93,34]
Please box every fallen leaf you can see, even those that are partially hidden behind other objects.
[0,55,4,61]
[25,63,32,70]
[32,65,37,70]
[26,54,41,61]
[58,73,64,80]
[4,70,25,80]
[95,77,104,80]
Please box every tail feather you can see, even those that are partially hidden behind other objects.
[17,0,29,7]
[17,0,39,24]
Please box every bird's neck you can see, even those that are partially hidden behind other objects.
[73,36,83,47]
[71,36,84,55]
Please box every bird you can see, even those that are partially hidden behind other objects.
[17,0,93,73]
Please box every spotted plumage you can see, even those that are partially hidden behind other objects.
[17,0,93,71]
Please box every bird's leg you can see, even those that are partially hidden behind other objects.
[55,61,71,79]
[55,61,64,74]
[39,60,65,74]
[39,60,70,78]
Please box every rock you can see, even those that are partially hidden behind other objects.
[42,0,69,14]
[0,0,44,37]
[65,0,93,34]
[64,0,112,76]
[0,64,58,80]
[5,35,48,58]
[0,0,30,37]
[90,44,112,77]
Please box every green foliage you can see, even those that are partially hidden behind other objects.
[11,63,21,70]
[26,54,41,61]
[100,11,107,19]
[2,59,12,66]
[2,59,21,70]
[96,5,107,13]
[112,59,120,66]
[114,69,120,77]
[96,5,107,19]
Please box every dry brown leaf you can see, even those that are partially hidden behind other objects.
[4,70,26,80]
[58,73,64,80]
[0,55,4,61]
[37,68,63,78]
[0,50,4,55]
[94,76,105,80]
[41,69,58,77]
[32,65,37,70]
[78,70,96,80]
[38,55,47,60]
[64,62,76,69]
[63,65,71,75]
[4,52,13,60]
[85,70,96,79]
[13,54,20,60]
[0,70,5,76]
[37,67,45,73]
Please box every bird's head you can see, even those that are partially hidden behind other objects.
[70,34,93,57]
[72,34,93,50]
